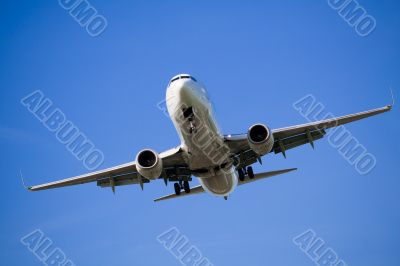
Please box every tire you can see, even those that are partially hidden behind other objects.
[238,169,245,181]
[183,181,191,194]
[247,166,255,179]
[174,183,181,195]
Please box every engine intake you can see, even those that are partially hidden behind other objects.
[248,124,274,155]
[136,149,163,180]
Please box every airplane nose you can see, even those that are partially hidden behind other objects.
[166,79,194,112]
[171,79,192,98]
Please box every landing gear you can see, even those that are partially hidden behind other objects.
[247,166,255,179]
[189,121,197,134]
[237,166,254,181]
[174,181,191,195]
[238,169,245,182]
[174,183,181,195]
[183,181,191,193]
[183,107,197,134]
[183,107,194,119]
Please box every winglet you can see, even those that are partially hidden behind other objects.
[389,87,395,108]
[19,170,32,191]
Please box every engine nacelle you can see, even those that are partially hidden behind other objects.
[247,124,274,156]
[135,149,163,180]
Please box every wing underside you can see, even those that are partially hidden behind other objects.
[24,100,392,201]
[26,147,189,192]
[225,104,392,168]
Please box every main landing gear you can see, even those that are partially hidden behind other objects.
[238,166,255,182]
[174,180,191,196]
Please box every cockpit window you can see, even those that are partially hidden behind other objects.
[169,75,197,86]
[170,77,180,83]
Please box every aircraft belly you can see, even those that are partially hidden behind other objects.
[167,79,237,197]
[198,167,238,196]
[175,89,228,170]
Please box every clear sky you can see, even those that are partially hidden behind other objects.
[1,0,399,265]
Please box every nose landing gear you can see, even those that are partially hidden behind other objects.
[182,107,197,134]
[189,121,197,134]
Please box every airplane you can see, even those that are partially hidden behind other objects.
[23,74,393,202]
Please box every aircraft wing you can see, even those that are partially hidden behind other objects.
[154,168,297,202]
[224,103,392,168]
[26,146,189,192]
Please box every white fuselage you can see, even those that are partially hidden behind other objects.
[166,76,238,197]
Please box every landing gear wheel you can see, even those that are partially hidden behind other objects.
[238,169,245,182]
[183,181,191,194]
[247,166,255,179]
[174,183,181,195]
[189,122,197,134]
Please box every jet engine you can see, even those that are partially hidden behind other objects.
[247,124,274,155]
[136,149,163,180]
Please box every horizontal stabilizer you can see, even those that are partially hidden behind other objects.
[238,168,297,186]
[154,168,297,202]
[154,185,205,202]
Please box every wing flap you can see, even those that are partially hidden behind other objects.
[97,173,143,188]
[273,129,325,154]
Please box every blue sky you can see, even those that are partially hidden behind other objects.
[1,0,399,265]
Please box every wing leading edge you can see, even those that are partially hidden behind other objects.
[225,103,393,164]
